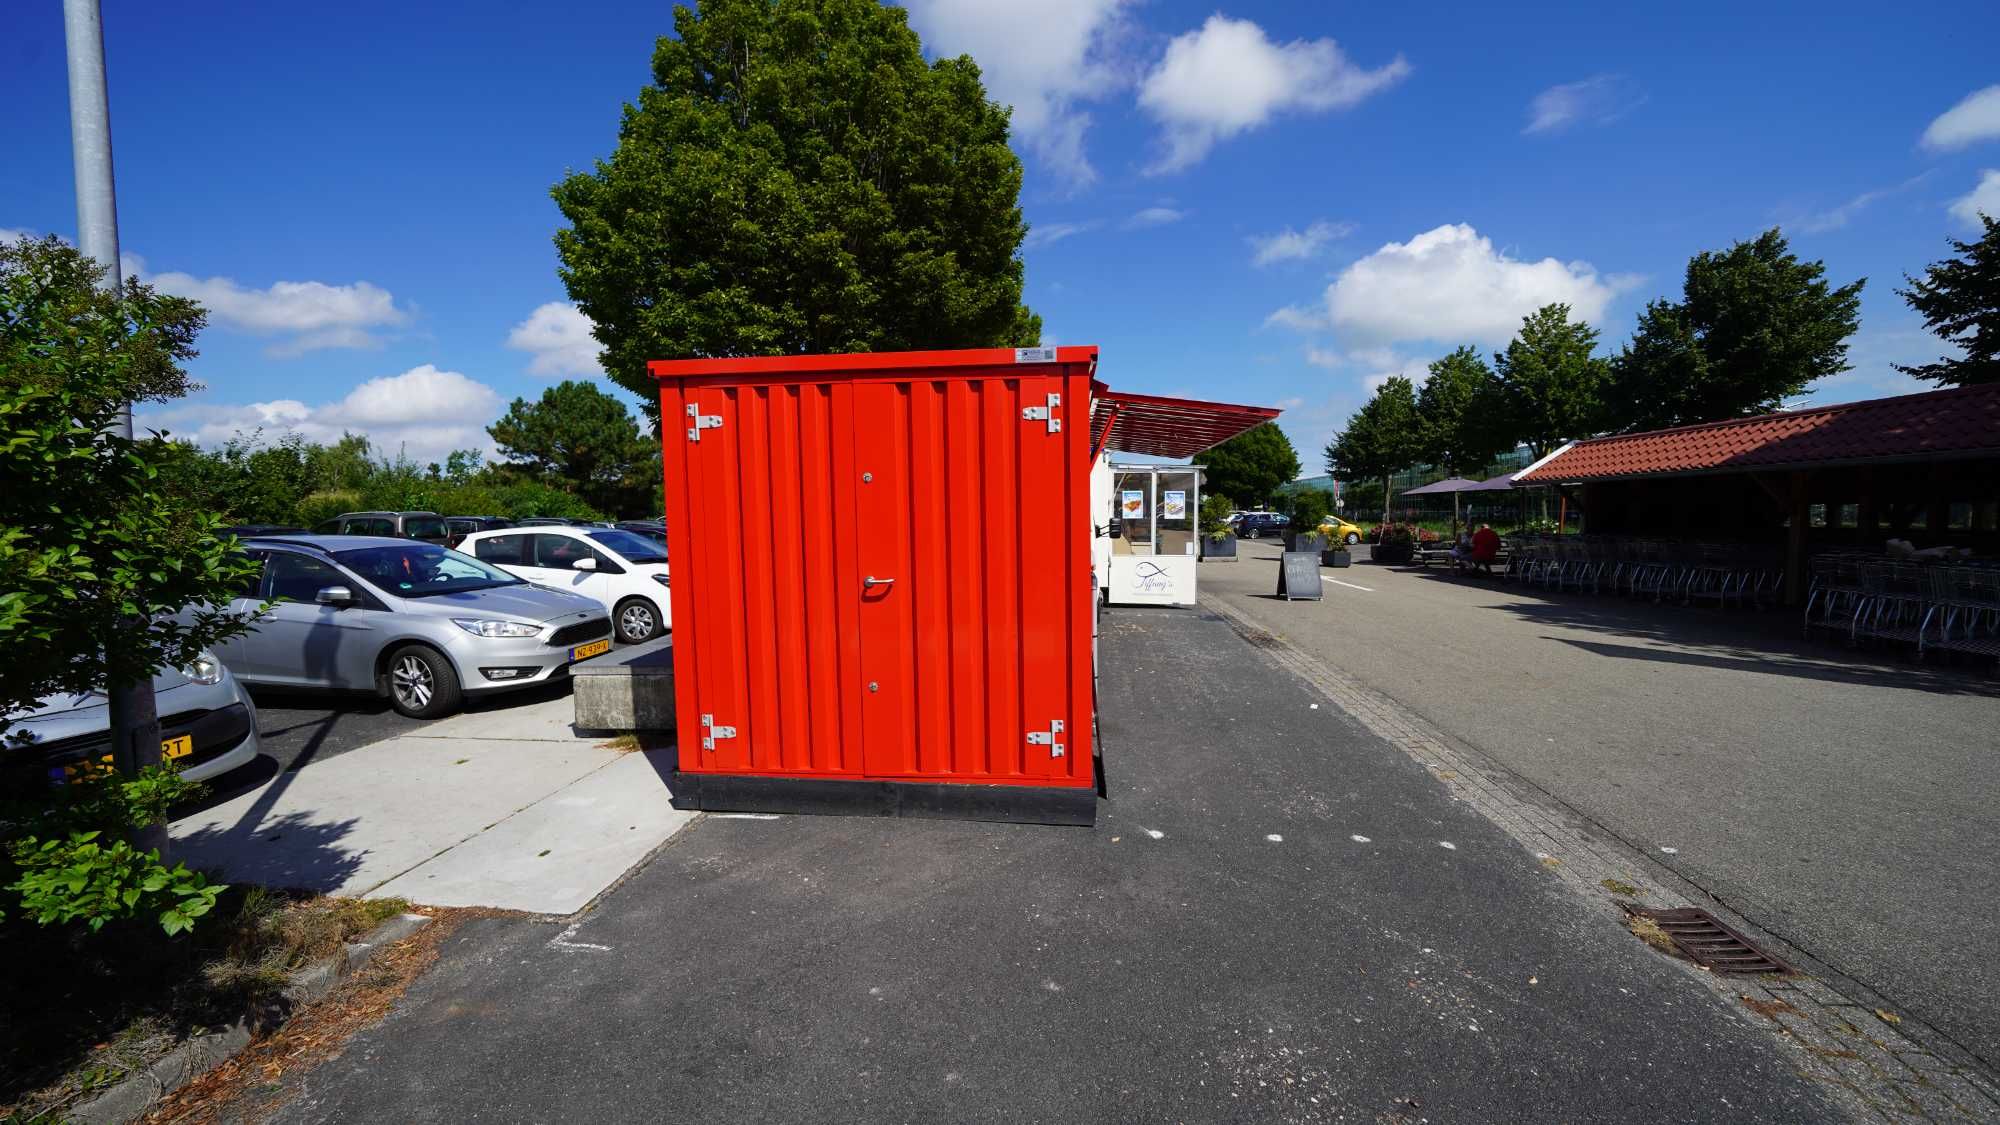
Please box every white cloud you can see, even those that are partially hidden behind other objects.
[0,226,37,244]
[1523,74,1644,135]
[1024,220,1099,248]
[506,302,603,377]
[139,364,502,464]
[140,266,409,356]
[1250,220,1354,266]
[1264,304,1330,332]
[1321,223,1631,347]
[1948,169,2000,226]
[1792,173,1930,234]
[1137,15,1409,174]
[902,0,1134,187]
[1922,85,2000,151]
[1123,206,1186,229]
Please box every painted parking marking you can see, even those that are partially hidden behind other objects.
[1327,579,1374,592]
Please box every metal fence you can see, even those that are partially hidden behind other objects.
[1803,554,2000,657]
[1503,535,1785,608]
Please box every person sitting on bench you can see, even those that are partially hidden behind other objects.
[1470,523,1502,575]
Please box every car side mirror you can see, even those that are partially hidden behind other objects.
[316,585,355,607]
[571,557,598,571]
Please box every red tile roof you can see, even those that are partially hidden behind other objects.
[1517,382,2000,484]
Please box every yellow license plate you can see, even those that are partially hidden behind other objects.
[162,734,194,761]
[61,735,194,782]
[569,638,611,662]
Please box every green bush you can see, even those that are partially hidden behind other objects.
[1199,495,1236,541]
[295,489,363,528]
[1284,488,1332,530]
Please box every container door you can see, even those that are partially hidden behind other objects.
[678,387,752,771]
[852,374,1075,780]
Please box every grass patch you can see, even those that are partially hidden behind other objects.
[1626,913,1681,958]
[1600,878,1642,897]
[0,889,414,1120]
[599,732,670,754]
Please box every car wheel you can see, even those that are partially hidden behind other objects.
[1345,531,1360,545]
[386,645,462,719]
[615,597,664,644]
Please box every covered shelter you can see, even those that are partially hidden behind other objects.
[1516,383,2000,602]
[1088,387,1281,607]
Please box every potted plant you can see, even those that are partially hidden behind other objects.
[1317,521,1352,568]
[1198,495,1237,560]
[1283,488,1332,552]
[1374,522,1417,565]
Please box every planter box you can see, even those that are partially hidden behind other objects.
[1373,542,1415,565]
[1200,534,1237,560]
[1285,531,1327,553]
[1320,547,1352,568]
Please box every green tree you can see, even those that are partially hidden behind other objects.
[1326,376,1423,524]
[1495,303,1608,459]
[1608,228,1864,430]
[1416,346,1512,475]
[1,235,251,931]
[488,380,659,516]
[552,0,1041,407]
[1896,214,2000,387]
[1199,422,1300,507]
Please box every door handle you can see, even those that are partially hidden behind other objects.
[864,576,896,588]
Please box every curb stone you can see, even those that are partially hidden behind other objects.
[69,912,432,1125]
[1201,593,2000,1123]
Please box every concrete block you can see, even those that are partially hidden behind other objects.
[573,636,676,732]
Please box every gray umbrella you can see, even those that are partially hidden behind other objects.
[1398,477,1485,535]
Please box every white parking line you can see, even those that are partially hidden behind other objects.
[1327,579,1374,592]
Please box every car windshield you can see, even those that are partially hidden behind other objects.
[333,544,523,597]
[586,529,668,563]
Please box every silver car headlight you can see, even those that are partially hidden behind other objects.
[187,651,225,685]
[452,618,544,639]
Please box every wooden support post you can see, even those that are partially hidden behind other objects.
[1783,470,1810,606]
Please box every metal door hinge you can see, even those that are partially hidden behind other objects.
[1020,393,1062,434]
[700,713,738,750]
[685,403,723,441]
[1025,718,1066,757]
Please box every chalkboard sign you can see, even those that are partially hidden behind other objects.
[1277,551,1323,600]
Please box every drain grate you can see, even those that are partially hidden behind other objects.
[1624,905,1795,975]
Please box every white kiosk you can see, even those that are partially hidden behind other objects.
[1101,461,1203,606]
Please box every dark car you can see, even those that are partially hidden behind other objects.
[445,515,513,547]
[220,524,307,538]
[312,511,451,545]
[615,519,667,545]
[1232,511,1290,539]
[516,517,581,527]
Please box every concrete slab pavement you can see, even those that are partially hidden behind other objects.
[172,695,696,914]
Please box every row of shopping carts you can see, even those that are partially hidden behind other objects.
[1503,536,1787,609]
[1803,553,2000,657]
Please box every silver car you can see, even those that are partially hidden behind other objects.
[211,536,612,718]
[6,652,262,787]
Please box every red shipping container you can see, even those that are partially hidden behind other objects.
[651,346,1101,824]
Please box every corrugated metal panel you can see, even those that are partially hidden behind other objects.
[655,349,1098,790]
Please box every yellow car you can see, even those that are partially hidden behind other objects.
[1317,517,1366,545]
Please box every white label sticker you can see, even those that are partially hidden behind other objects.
[1014,346,1059,363]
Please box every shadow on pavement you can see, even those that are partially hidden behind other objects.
[1547,634,2000,696]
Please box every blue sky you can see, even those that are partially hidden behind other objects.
[4,1,1997,469]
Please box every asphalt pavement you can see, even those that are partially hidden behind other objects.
[260,608,1842,1123]
[1205,540,2000,1074]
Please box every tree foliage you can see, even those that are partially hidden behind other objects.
[1896,214,2000,387]
[1494,303,1608,459]
[487,380,660,515]
[1416,346,1512,476]
[1199,422,1300,507]
[1608,228,1863,430]
[552,0,1041,407]
[1326,376,1423,522]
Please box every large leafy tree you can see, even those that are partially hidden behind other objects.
[488,380,660,516]
[552,0,1041,407]
[1199,422,1300,507]
[1326,376,1423,524]
[1608,228,1863,430]
[1,235,253,931]
[1495,303,1608,459]
[1896,214,2000,387]
[1416,346,1513,476]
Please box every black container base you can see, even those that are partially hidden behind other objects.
[668,771,1096,827]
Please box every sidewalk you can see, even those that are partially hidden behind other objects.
[171,695,695,915]
[255,608,1852,1123]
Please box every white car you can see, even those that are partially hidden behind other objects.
[461,526,671,645]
